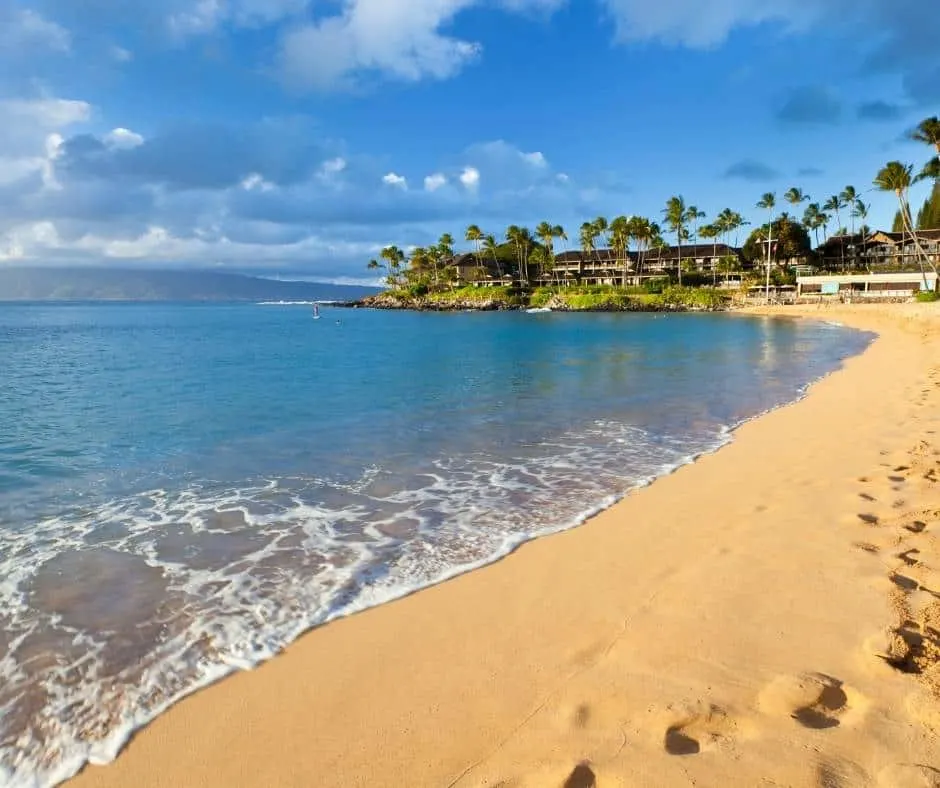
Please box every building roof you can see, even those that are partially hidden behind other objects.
[554,244,741,265]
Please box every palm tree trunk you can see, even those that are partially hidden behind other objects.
[765,210,773,304]
[899,194,935,288]
[677,233,683,286]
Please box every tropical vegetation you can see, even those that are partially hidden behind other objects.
[365,115,940,307]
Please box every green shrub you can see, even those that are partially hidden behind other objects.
[915,290,939,303]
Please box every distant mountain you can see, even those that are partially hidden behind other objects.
[0,268,379,303]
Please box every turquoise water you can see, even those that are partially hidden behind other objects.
[0,304,873,785]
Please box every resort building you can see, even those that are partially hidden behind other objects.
[796,271,939,300]
[816,229,940,271]
[550,244,744,286]
[640,243,743,275]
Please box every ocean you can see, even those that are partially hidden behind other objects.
[0,303,873,786]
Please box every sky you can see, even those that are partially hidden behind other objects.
[0,0,937,283]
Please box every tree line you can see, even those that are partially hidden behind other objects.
[369,116,940,289]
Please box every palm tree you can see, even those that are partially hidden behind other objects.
[483,234,502,280]
[663,196,687,285]
[921,156,940,182]
[592,216,612,269]
[873,161,935,287]
[802,204,819,247]
[840,186,859,235]
[911,116,940,155]
[756,192,776,303]
[851,200,869,269]
[686,205,706,248]
[367,258,383,285]
[823,194,847,270]
[911,117,940,184]
[465,224,484,281]
[784,187,809,216]
[506,225,533,286]
[579,221,597,283]
[535,221,555,285]
[698,223,720,284]
[380,245,406,288]
[529,247,548,285]
[630,216,659,281]
[609,215,632,286]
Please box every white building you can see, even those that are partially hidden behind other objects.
[796,272,938,300]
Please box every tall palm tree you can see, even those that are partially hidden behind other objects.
[840,186,859,234]
[823,194,847,270]
[852,200,870,270]
[465,224,484,281]
[756,192,776,303]
[873,162,934,287]
[482,234,503,280]
[663,196,687,285]
[579,221,597,283]
[380,245,406,288]
[630,216,652,280]
[911,116,940,155]
[911,117,940,183]
[802,204,819,247]
[784,187,809,215]
[535,221,556,285]
[685,205,706,248]
[922,157,940,182]
[592,216,611,268]
[609,215,632,286]
[367,258,383,285]
[698,223,720,284]
[505,225,522,285]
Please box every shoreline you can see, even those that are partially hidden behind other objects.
[69,303,940,788]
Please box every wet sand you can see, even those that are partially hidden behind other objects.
[70,302,940,788]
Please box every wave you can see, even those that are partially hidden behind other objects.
[0,326,872,787]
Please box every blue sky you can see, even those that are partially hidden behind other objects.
[0,0,936,283]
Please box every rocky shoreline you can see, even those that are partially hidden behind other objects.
[344,292,728,313]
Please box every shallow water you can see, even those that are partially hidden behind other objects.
[0,304,873,786]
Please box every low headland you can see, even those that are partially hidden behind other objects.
[69,302,940,788]
[353,282,732,312]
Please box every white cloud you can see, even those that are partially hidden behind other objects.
[111,46,134,62]
[1,98,92,130]
[521,151,547,167]
[556,172,570,182]
[459,166,480,190]
[104,128,145,149]
[278,0,567,90]
[0,8,71,53]
[321,157,347,175]
[168,0,224,36]
[382,172,408,188]
[424,173,447,192]
[598,0,811,47]
[241,173,275,191]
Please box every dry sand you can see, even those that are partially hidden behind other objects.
[70,303,940,788]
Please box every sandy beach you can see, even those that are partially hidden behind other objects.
[68,303,940,788]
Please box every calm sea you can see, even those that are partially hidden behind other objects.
[0,303,873,785]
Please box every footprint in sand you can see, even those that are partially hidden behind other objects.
[662,703,735,756]
[858,513,880,525]
[758,674,861,730]
[879,624,934,675]
[855,542,881,554]
[897,548,921,567]
[562,762,596,788]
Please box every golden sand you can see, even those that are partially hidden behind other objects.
[69,303,940,788]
